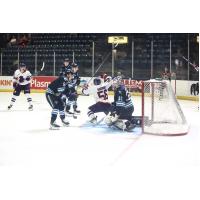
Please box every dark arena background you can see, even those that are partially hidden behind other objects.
[0,33,198,79]
[0,33,199,97]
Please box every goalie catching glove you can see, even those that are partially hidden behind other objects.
[104,112,119,126]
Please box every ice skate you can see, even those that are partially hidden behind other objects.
[125,121,136,131]
[28,105,33,111]
[73,109,81,114]
[62,119,70,126]
[50,122,60,130]
[89,115,97,124]
[66,110,74,115]
[8,105,12,110]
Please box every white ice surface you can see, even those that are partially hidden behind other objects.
[0,92,199,200]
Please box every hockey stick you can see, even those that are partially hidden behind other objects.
[87,51,111,84]
[77,116,106,128]
[35,61,45,75]
[96,116,106,125]
[66,112,78,119]
[182,56,199,71]
[40,61,45,71]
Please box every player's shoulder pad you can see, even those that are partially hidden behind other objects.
[27,70,31,74]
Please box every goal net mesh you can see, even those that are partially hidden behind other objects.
[142,80,189,135]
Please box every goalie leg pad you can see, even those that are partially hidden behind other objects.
[113,120,126,131]
[104,115,113,126]
[104,112,119,126]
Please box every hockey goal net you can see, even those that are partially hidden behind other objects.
[141,79,189,136]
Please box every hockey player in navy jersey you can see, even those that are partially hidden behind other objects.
[8,63,33,111]
[65,62,81,115]
[104,77,136,131]
[46,69,73,129]
[59,58,71,76]
[82,76,113,124]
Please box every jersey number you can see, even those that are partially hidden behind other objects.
[97,89,108,100]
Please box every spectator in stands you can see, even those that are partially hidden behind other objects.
[161,67,171,81]
[190,82,199,96]
[18,34,29,47]
[7,35,17,47]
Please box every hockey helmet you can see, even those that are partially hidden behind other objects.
[64,68,73,75]
[93,77,102,86]
[19,63,26,72]
[64,58,70,62]
[100,73,108,82]
[71,62,79,73]
[19,62,26,68]
[71,62,78,68]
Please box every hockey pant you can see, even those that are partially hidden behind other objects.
[10,83,32,106]
[46,93,65,123]
[87,102,112,118]
[65,90,78,111]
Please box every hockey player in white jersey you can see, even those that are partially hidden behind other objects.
[82,76,113,124]
[8,63,33,111]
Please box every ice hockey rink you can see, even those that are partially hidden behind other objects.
[0,92,199,200]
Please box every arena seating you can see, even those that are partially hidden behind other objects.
[1,33,96,76]
[0,33,198,80]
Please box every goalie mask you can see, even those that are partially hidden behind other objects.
[112,76,122,89]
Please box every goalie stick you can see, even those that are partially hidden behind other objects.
[74,116,106,128]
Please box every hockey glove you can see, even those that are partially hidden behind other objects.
[13,82,18,89]
[70,92,78,99]
[26,76,31,81]
[61,94,67,102]
[82,83,89,90]
[105,76,112,82]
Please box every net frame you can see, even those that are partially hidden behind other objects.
[141,79,189,136]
